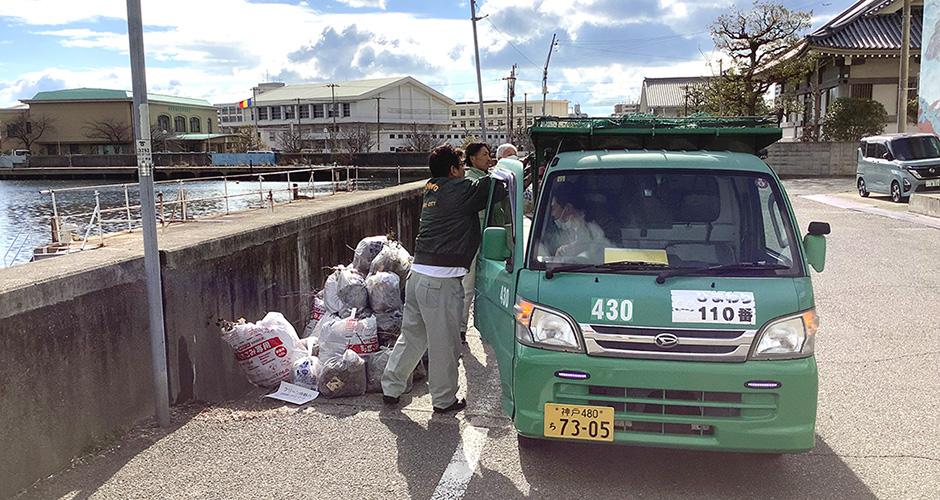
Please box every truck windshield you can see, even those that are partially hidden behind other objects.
[529,170,801,276]
[890,135,940,161]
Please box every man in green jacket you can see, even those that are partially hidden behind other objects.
[382,143,498,413]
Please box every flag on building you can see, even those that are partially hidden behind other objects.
[237,98,252,108]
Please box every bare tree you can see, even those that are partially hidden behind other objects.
[339,124,376,154]
[275,127,305,153]
[82,117,132,144]
[403,123,444,152]
[711,1,812,115]
[226,125,266,153]
[5,113,55,150]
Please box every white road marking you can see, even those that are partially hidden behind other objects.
[802,194,940,230]
[430,425,490,500]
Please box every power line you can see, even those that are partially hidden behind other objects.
[484,18,541,70]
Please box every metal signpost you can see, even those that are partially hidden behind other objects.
[126,0,170,427]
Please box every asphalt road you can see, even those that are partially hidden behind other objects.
[12,177,940,500]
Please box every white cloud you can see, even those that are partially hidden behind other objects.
[335,0,387,8]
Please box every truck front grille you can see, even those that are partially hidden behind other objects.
[580,323,756,362]
[554,384,777,438]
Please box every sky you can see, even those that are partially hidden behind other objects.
[0,0,859,116]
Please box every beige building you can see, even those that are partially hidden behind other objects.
[1,88,222,154]
[775,0,923,140]
[638,77,707,117]
[449,99,569,145]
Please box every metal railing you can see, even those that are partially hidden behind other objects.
[2,164,405,268]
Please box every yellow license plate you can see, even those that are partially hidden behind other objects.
[543,403,615,441]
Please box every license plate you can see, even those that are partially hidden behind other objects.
[543,403,615,441]
[927,179,940,188]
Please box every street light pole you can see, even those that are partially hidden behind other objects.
[470,0,487,142]
[372,95,385,152]
[326,83,338,154]
[897,0,912,133]
[126,0,170,428]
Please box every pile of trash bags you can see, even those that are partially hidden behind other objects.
[221,235,421,399]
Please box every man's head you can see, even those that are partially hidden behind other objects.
[463,142,492,170]
[428,143,465,178]
[496,143,517,159]
[550,183,586,222]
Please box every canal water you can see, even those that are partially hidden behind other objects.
[0,177,403,268]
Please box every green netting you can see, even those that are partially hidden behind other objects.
[529,114,781,160]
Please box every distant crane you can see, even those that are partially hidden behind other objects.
[541,34,558,117]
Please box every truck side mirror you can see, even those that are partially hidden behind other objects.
[757,148,769,159]
[803,221,830,272]
[482,227,511,261]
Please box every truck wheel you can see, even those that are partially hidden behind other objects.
[890,181,904,203]
[517,433,548,450]
[857,178,869,198]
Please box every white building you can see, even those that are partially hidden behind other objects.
[448,99,569,146]
[238,76,455,152]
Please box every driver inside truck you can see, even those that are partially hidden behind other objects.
[545,184,609,259]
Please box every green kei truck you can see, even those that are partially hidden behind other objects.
[473,116,830,453]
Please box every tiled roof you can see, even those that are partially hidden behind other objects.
[641,77,706,108]
[808,0,923,52]
[26,88,214,107]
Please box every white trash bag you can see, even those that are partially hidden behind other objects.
[290,355,323,391]
[220,312,307,388]
[301,291,328,339]
[369,241,412,293]
[365,272,402,312]
[323,266,368,315]
[363,347,391,393]
[351,235,389,275]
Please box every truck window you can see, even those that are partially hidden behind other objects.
[529,170,801,275]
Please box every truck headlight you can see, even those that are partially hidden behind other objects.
[750,310,818,360]
[514,298,583,352]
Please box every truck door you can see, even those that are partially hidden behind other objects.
[474,160,525,413]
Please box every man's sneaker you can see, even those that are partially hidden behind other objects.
[383,395,400,405]
[433,398,467,414]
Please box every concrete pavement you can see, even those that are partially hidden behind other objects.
[11,177,940,500]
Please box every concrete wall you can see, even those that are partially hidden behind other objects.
[0,182,423,498]
[764,141,859,177]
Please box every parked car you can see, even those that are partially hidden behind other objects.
[856,133,940,202]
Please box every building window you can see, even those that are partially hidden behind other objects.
[517,106,523,114]
[469,108,475,116]
[497,107,503,115]
[342,103,350,117]
[174,116,186,133]
[190,117,201,133]
[469,121,475,127]
[258,107,268,120]
[851,84,873,99]
[498,119,504,126]
[451,110,457,116]
[389,134,395,139]
[285,105,295,119]
[460,121,466,128]
[313,104,324,118]
[460,109,466,116]
[269,132,276,141]
[488,120,494,127]
[526,106,533,113]
[487,108,493,115]
[157,115,171,132]
[300,105,309,119]
[207,119,212,134]
[516,118,522,126]
[271,106,282,120]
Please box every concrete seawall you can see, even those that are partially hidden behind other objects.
[0,182,424,498]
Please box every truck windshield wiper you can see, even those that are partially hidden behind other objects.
[545,260,671,280]
[655,262,790,284]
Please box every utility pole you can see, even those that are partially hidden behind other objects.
[542,34,558,117]
[326,83,338,154]
[372,95,385,152]
[126,0,170,428]
[470,0,487,141]
[504,64,517,143]
[897,0,912,133]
